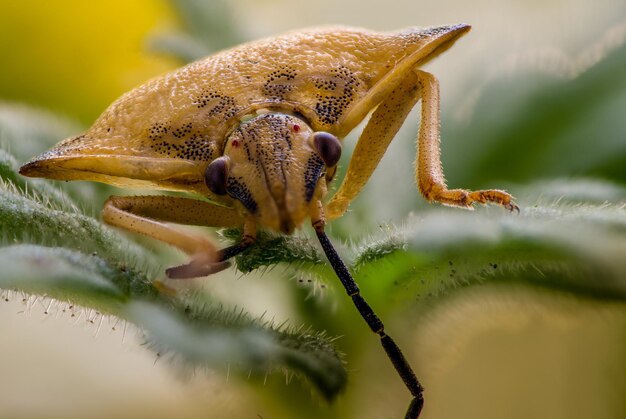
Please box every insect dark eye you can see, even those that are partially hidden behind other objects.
[204,157,229,195]
[313,132,342,167]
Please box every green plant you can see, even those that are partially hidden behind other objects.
[1,2,625,418]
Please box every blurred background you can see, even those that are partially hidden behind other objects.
[0,0,625,418]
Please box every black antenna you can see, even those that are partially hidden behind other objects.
[315,227,424,419]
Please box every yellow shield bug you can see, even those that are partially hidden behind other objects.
[21,24,517,418]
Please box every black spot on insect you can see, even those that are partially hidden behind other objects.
[151,135,218,161]
[313,78,338,91]
[263,66,297,100]
[149,122,170,141]
[227,177,258,213]
[314,66,360,125]
[263,113,294,150]
[303,154,325,202]
[171,122,193,139]
[242,138,253,162]
[194,89,239,119]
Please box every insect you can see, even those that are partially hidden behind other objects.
[20,24,517,418]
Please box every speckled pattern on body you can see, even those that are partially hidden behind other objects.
[20,24,470,198]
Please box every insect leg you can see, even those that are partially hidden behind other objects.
[102,195,252,278]
[326,69,517,218]
[167,220,256,279]
[325,72,422,220]
[312,206,423,418]
[414,69,518,211]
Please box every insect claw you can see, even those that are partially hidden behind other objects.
[508,202,521,213]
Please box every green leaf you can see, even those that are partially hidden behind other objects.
[352,198,626,301]
[0,178,156,270]
[222,182,626,303]
[127,301,346,400]
[0,245,129,310]
[216,182,626,304]
[0,245,347,399]
[221,228,325,274]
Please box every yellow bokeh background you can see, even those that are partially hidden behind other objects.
[0,1,177,124]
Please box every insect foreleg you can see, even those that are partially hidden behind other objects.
[167,224,256,279]
[102,195,250,278]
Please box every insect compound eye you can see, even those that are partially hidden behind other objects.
[312,132,342,167]
[204,157,229,195]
